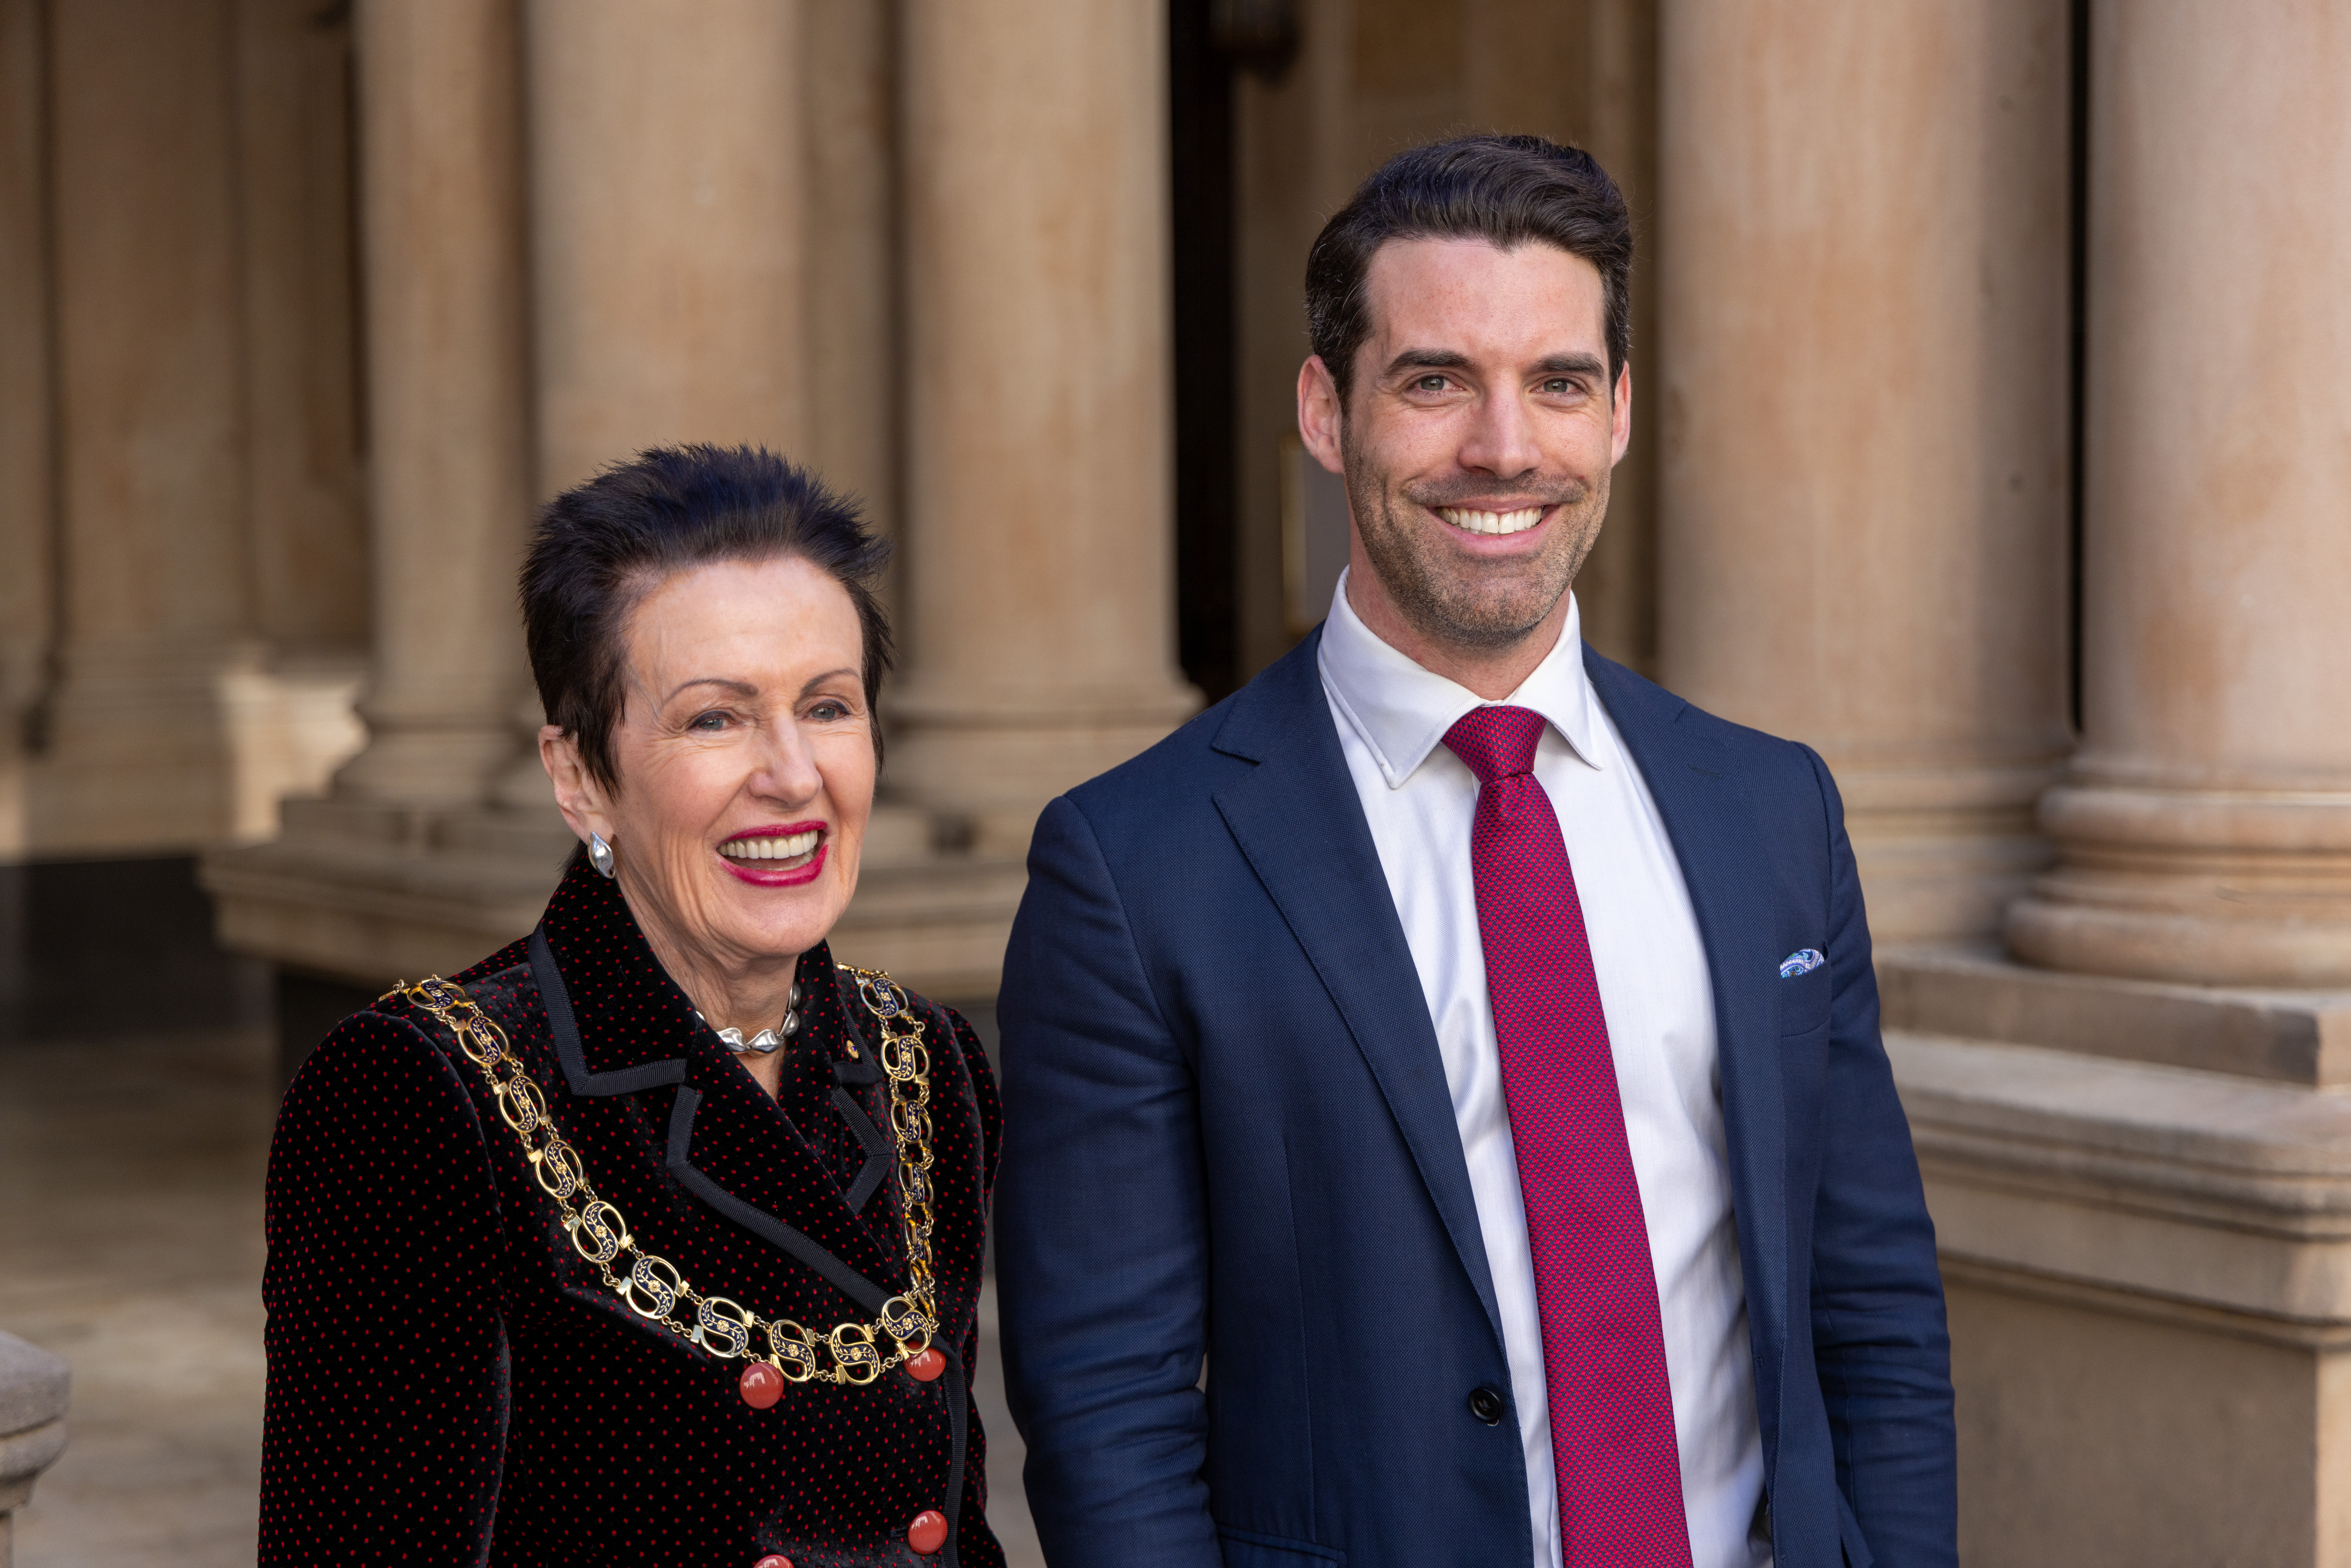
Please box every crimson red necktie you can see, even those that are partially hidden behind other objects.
[1443,705,1691,1568]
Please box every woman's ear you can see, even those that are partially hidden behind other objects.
[540,725,613,846]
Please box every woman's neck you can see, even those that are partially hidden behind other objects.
[623,880,800,1097]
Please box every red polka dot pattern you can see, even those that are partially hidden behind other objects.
[257,859,1005,1566]
[1443,706,1692,1568]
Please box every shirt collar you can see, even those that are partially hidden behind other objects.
[1316,567,1604,790]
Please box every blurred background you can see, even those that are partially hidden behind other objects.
[4,1,2350,1564]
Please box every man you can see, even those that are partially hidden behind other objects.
[996,135,1956,1568]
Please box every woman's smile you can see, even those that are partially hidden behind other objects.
[717,821,829,886]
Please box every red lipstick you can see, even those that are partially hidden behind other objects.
[716,821,829,888]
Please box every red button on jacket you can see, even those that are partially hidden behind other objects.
[907,1510,948,1555]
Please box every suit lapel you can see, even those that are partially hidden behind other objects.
[1585,649,1791,1466]
[1212,634,1507,1343]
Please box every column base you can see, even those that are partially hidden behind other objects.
[1878,945,2351,1085]
[202,795,1026,1000]
[331,719,523,808]
[2007,783,2351,987]
[27,643,364,855]
[887,681,1202,857]
[1835,760,2058,944]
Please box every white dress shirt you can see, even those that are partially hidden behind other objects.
[1317,573,1768,1568]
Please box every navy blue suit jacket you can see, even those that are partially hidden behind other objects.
[996,631,1956,1568]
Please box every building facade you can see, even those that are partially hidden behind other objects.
[5,1,2351,1560]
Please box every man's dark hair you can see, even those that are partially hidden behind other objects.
[1304,134,1633,404]
[520,443,894,794]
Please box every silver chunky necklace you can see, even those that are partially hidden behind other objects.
[697,984,801,1055]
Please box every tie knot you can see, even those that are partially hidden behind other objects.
[1442,705,1548,786]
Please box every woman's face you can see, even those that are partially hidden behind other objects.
[550,554,875,979]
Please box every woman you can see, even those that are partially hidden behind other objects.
[259,445,1003,1567]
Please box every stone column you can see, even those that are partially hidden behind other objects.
[1656,0,2073,945]
[330,0,533,807]
[893,0,1199,854]
[2007,0,2351,987]
[802,0,900,567]
[525,0,807,498]
[36,0,257,854]
[233,0,371,657]
[493,0,810,811]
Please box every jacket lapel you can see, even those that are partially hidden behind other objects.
[1211,633,1507,1344]
[533,869,901,1298]
[1584,648,1791,1470]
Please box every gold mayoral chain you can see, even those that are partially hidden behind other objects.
[390,966,943,1394]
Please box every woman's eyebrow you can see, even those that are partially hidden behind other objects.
[662,675,759,703]
[798,668,861,699]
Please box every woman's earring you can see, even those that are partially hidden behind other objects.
[588,833,616,879]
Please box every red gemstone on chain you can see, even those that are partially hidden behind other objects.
[907,1511,948,1555]
[738,1362,784,1409]
[753,1557,793,1568]
[906,1347,946,1382]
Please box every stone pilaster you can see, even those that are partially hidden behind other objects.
[1657,0,2073,944]
[891,0,1199,854]
[2007,0,2351,987]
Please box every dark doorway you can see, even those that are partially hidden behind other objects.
[1169,4,1241,702]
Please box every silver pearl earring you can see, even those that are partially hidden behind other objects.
[588,833,616,879]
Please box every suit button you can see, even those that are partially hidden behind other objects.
[1468,1386,1506,1425]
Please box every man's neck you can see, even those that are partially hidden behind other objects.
[1344,570,1574,702]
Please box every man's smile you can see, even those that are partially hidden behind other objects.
[1436,504,1547,537]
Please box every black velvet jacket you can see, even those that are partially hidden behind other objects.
[259,862,1004,1566]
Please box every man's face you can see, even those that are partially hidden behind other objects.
[1299,237,1631,655]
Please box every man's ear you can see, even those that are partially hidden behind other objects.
[540,725,614,847]
[1609,359,1634,468]
[1297,354,1347,476]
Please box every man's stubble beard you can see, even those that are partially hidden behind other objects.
[1339,420,1608,654]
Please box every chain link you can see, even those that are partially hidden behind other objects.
[389,965,940,1389]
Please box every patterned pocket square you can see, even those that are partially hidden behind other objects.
[1779,948,1826,979]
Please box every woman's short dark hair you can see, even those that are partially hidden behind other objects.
[520,444,894,793]
[1304,134,1632,404]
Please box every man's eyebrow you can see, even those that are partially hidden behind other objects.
[1378,349,1609,381]
[1532,352,1609,378]
[662,676,758,704]
[1381,348,1474,379]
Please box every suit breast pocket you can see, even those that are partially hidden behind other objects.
[1777,958,1832,1036]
